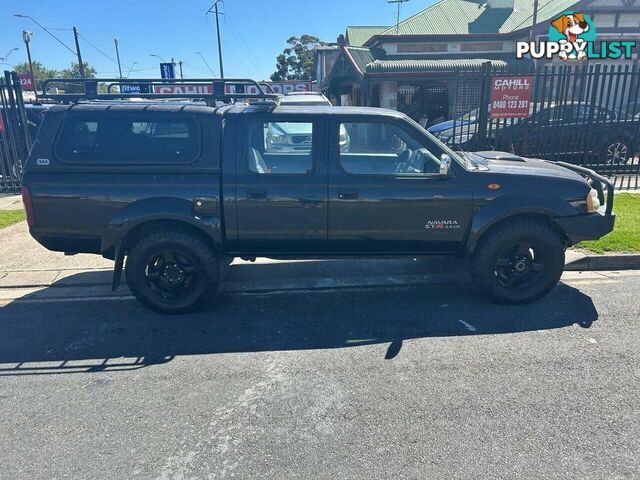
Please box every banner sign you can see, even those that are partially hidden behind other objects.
[152,81,314,96]
[490,76,533,119]
[121,84,151,94]
[18,73,35,92]
[160,62,175,79]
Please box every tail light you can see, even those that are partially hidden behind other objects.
[21,186,36,227]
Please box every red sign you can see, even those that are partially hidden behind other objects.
[18,73,35,92]
[154,84,213,95]
[153,81,313,96]
[490,76,533,119]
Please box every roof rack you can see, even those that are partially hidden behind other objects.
[39,77,280,105]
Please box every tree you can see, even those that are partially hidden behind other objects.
[13,61,58,90]
[59,62,98,93]
[271,35,323,81]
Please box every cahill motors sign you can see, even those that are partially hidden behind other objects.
[517,11,636,61]
[490,76,533,119]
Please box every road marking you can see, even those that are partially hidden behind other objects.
[458,320,477,332]
[588,338,598,344]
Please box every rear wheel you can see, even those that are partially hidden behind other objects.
[471,219,565,304]
[602,138,631,166]
[125,228,219,314]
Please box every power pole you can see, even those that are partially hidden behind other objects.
[22,30,38,101]
[388,0,410,35]
[72,27,85,77]
[530,0,540,41]
[114,38,123,79]
[207,0,225,78]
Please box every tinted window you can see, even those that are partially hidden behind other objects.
[56,116,200,164]
[339,122,442,176]
[246,121,313,175]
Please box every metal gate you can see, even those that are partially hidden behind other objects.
[0,71,31,193]
[446,62,640,184]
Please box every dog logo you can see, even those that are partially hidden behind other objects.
[550,12,592,61]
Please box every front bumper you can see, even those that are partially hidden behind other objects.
[556,209,616,243]
[552,162,616,243]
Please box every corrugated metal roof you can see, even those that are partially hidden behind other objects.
[346,47,375,73]
[366,58,508,73]
[345,26,389,47]
[375,0,578,37]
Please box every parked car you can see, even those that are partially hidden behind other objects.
[280,91,332,107]
[429,103,637,166]
[22,100,615,313]
[267,92,349,152]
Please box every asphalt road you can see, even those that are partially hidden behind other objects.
[0,264,638,480]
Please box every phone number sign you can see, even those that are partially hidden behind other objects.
[490,76,533,119]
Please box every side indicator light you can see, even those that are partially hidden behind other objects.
[488,184,501,190]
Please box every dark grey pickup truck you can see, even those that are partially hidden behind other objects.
[21,98,615,313]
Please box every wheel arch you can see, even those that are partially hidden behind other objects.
[466,195,575,254]
[101,197,223,259]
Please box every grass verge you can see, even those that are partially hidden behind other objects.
[0,210,26,229]
[578,194,640,253]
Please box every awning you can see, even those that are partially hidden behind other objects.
[366,58,508,74]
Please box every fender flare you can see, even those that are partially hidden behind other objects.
[100,197,223,256]
[466,193,577,254]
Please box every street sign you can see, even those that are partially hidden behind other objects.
[18,73,35,92]
[490,76,533,119]
[160,62,175,79]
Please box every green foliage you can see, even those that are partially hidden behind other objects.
[13,61,57,90]
[579,194,640,253]
[0,210,26,229]
[271,34,323,81]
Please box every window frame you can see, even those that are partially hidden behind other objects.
[53,112,203,166]
[244,117,318,177]
[333,117,457,179]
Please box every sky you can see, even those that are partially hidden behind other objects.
[1,0,435,81]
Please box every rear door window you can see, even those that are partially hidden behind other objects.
[55,116,200,164]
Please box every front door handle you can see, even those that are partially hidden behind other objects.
[338,191,358,200]
[247,189,267,200]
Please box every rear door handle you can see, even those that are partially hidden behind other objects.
[247,189,267,200]
[338,191,358,200]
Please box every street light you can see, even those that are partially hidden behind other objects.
[196,51,216,76]
[0,47,18,62]
[125,62,137,78]
[150,54,168,63]
[21,30,38,102]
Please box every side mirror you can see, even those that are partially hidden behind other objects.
[440,154,452,176]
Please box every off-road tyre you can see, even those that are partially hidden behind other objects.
[125,228,220,314]
[471,218,565,304]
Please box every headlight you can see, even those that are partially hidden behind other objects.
[269,135,287,145]
[587,189,601,212]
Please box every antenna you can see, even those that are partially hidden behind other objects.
[388,0,410,35]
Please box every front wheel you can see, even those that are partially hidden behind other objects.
[125,228,220,314]
[471,219,565,304]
